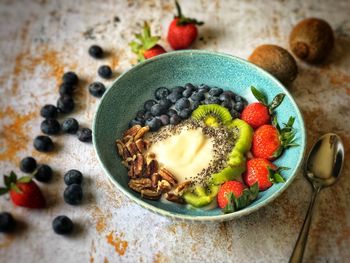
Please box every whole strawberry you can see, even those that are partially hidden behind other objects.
[252,116,298,160]
[0,172,46,208]
[129,22,166,61]
[241,86,285,129]
[243,158,287,191]
[167,1,203,50]
[217,181,258,213]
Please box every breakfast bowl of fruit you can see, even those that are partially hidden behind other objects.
[92,50,306,222]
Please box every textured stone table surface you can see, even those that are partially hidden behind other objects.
[0,0,349,262]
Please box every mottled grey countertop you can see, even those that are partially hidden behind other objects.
[0,0,349,262]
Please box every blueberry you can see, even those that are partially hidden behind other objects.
[34,164,53,182]
[19,156,37,173]
[159,114,170,125]
[62,118,79,134]
[221,99,233,110]
[34,136,54,152]
[167,91,183,103]
[172,86,185,93]
[191,92,205,101]
[0,212,16,233]
[206,97,221,105]
[77,128,92,142]
[191,101,201,110]
[57,95,74,114]
[144,100,157,111]
[64,184,83,205]
[135,110,145,121]
[151,104,166,116]
[155,87,170,100]
[159,99,172,109]
[52,215,74,235]
[222,90,236,99]
[145,118,162,132]
[62,72,79,85]
[234,102,244,112]
[89,82,106,97]
[40,104,58,119]
[230,109,240,119]
[208,87,223,96]
[64,169,83,185]
[59,83,74,96]
[98,65,112,79]
[129,119,143,127]
[219,93,231,102]
[234,95,243,102]
[184,83,196,91]
[88,45,104,59]
[167,109,178,116]
[170,114,181,125]
[41,119,61,135]
[144,111,152,120]
[198,84,210,92]
[175,98,190,111]
[178,109,192,119]
[182,88,193,98]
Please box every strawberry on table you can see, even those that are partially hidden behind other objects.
[217,181,259,213]
[167,1,204,50]
[252,116,298,160]
[129,22,166,61]
[0,171,46,209]
[243,158,287,191]
[241,86,285,129]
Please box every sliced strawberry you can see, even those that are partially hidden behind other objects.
[0,171,46,209]
[143,44,166,59]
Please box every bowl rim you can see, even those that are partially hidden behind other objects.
[92,49,307,222]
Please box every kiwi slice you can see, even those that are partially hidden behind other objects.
[210,165,246,185]
[228,119,253,153]
[183,185,220,208]
[192,105,232,127]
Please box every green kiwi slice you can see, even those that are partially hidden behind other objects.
[191,104,232,127]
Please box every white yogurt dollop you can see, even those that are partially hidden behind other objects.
[149,128,214,183]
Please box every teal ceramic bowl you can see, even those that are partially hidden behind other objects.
[93,50,306,222]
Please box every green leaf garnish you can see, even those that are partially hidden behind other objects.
[269,93,285,111]
[17,176,32,184]
[0,187,8,195]
[251,86,267,105]
[175,1,204,26]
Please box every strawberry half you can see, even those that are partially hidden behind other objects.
[241,86,285,129]
[243,158,288,191]
[217,181,259,213]
[167,1,203,50]
[252,116,298,160]
[0,171,46,209]
[129,22,166,61]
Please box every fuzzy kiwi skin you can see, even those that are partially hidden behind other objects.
[289,18,334,64]
[248,44,298,86]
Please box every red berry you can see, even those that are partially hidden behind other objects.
[10,181,46,209]
[167,18,198,50]
[217,181,245,209]
[252,125,281,160]
[244,158,277,191]
[143,44,166,59]
[241,102,270,129]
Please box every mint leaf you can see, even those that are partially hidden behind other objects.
[251,86,267,105]
[273,173,285,183]
[0,187,8,195]
[269,93,285,111]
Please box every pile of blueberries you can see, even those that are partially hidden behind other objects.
[130,83,247,131]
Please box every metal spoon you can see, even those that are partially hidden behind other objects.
[289,133,344,263]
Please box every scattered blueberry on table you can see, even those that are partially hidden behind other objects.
[98,65,112,79]
[57,95,75,114]
[40,104,58,119]
[62,118,79,134]
[64,170,83,185]
[77,128,92,142]
[0,212,16,233]
[40,119,61,135]
[88,82,106,98]
[59,83,75,96]
[33,135,54,152]
[52,215,74,235]
[34,164,53,183]
[88,45,104,59]
[62,72,79,86]
[19,156,37,173]
[64,184,83,205]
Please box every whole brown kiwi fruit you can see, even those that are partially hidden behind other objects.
[248,44,298,86]
[289,18,334,64]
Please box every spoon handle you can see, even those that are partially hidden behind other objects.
[289,186,321,263]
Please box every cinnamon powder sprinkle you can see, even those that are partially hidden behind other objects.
[106,232,128,256]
